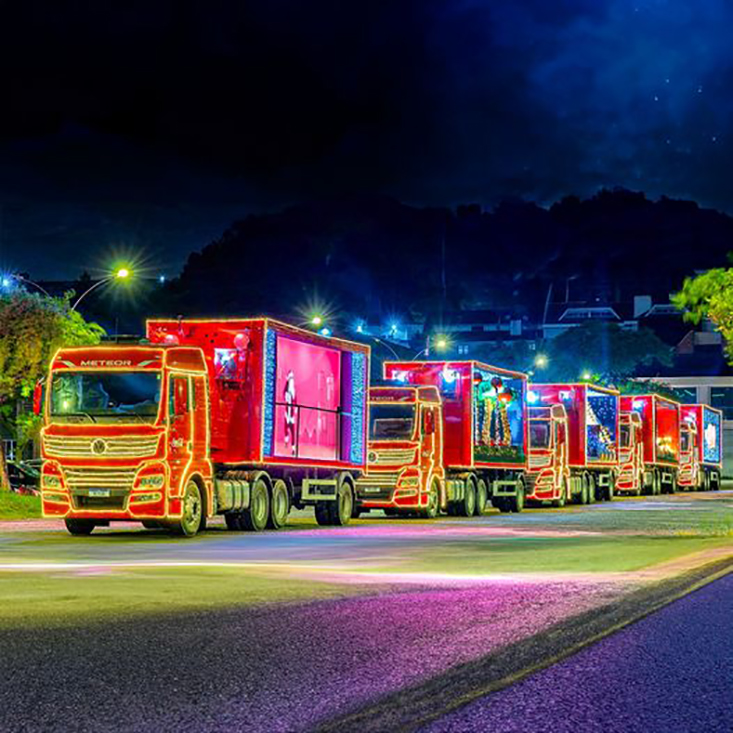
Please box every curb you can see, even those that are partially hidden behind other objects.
[314,554,733,732]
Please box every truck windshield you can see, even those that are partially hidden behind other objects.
[369,404,415,440]
[529,421,550,449]
[680,430,691,452]
[50,371,161,423]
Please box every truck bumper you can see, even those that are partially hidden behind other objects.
[356,473,423,509]
[42,489,169,521]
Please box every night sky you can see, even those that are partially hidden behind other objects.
[0,0,731,278]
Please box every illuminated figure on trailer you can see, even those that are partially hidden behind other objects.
[476,375,513,447]
[283,370,297,456]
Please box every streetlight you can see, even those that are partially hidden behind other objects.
[71,267,131,311]
[581,370,592,381]
[0,274,51,297]
[311,315,323,328]
[412,334,450,361]
[534,353,549,369]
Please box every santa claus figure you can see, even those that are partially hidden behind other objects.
[283,370,297,455]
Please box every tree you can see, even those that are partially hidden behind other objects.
[0,292,105,490]
[673,266,733,359]
[544,322,673,384]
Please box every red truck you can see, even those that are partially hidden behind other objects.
[525,404,570,506]
[530,384,619,503]
[616,411,645,495]
[619,395,680,494]
[39,318,369,536]
[678,404,723,491]
[356,361,529,515]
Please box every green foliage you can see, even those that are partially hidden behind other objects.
[0,291,105,403]
[544,322,673,384]
[615,379,678,399]
[673,267,733,358]
[0,292,104,488]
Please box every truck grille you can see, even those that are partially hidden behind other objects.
[64,467,137,491]
[368,449,416,466]
[529,454,552,468]
[44,435,160,459]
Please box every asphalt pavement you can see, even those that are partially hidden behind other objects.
[426,572,733,733]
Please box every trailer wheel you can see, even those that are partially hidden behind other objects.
[653,470,662,496]
[329,478,354,526]
[170,480,204,537]
[242,478,270,531]
[711,471,720,491]
[267,480,290,530]
[579,476,591,505]
[65,518,95,536]
[474,479,488,516]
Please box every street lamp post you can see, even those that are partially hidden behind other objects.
[71,268,130,311]
[10,274,52,297]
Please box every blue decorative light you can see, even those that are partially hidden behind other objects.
[350,352,367,464]
[262,328,277,456]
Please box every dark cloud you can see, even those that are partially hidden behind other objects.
[1,0,732,277]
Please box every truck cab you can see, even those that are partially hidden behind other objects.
[526,404,570,506]
[678,417,698,490]
[356,386,445,518]
[40,345,213,536]
[616,411,644,495]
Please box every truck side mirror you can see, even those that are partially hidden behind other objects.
[33,380,45,416]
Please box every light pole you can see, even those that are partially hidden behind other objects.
[412,335,449,361]
[71,268,131,311]
[9,274,52,297]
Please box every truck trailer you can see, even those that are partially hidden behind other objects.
[39,318,369,536]
[530,383,619,503]
[358,361,529,514]
[678,404,722,491]
[619,394,680,494]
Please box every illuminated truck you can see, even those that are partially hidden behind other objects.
[39,319,369,536]
[619,394,680,494]
[678,404,722,491]
[530,384,619,503]
[525,404,570,506]
[357,361,528,515]
[616,411,645,495]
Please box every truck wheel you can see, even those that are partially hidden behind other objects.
[653,470,662,496]
[587,474,597,503]
[508,480,525,513]
[474,479,487,516]
[170,480,204,537]
[580,476,590,505]
[420,480,440,519]
[711,472,720,491]
[267,479,289,530]
[552,482,566,508]
[242,478,270,531]
[456,477,476,517]
[65,518,95,536]
[328,479,354,526]
[605,475,615,502]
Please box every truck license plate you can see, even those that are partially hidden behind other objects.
[89,488,110,497]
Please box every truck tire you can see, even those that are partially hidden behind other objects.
[653,470,662,496]
[242,478,270,531]
[587,474,597,503]
[328,478,354,526]
[267,479,290,530]
[474,479,487,516]
[605,474,615,502]
[170,480,204,537]
[456,477,476,517]
[552,481,566,508]
[711,471,720,491]
[420,479,440,519]
[508,479,525,513]
[580,475,591,505]
[65,518,95,536]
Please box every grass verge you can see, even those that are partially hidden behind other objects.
[0,491,41,520]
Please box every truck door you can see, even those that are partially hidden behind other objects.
[168,374,193,496]
[554,419,567,488]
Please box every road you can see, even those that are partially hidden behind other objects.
[0,491,730,731]
[427,572,733,733]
